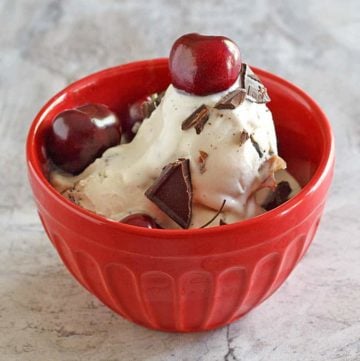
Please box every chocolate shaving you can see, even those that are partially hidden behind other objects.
[239,131,250,146]
[214,89,247,110]
[199,200,226,229]
[181,104,209,134]
[250,135,263,158]
[142,100,156,119]
[154,91,165,106]
[198,150,208,174]
[145,158,192,228]
[240,64,270,104]
[239,63,247,89]
[219,219,227,226]
[141,92,164,119]
[262,181,292,211]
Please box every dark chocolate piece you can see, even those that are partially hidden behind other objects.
[262,181,292,211]
[240,64,270,104]
[142,92,164,119]
[214,88,247,110]
[239,131,250,146]
[142,101,156,120]
[219,219,227,226]
[198,150,208,174]
[239,63,247,89]
[199,200,226,228]
[145,158,192,228]
[181,104,209,134]
[155,91,165,105]
[250,135,263,158]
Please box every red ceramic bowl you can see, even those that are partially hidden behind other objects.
[26,59,334,332]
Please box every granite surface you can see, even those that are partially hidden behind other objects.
[1,0,359,360]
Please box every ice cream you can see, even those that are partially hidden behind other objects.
[47,33,301,229]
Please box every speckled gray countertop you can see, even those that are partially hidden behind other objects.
[1,1,359,360]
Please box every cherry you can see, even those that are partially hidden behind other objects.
[121,213,161,228]
[46,103,121,174]
[122,93,162,142]
[169,33,242,95]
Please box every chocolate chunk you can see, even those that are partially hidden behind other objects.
[250,135,263,158]
[141,92,164,119]
[239,63,247,89]
[199,200,226,228]
[154,91,165,105]
[198,150,208,174]
[239,131,250,146]
[214,89,247,110]
[240,64,270,104]
[145,158,192,228]
[262,181,292,211]
[142,100,156,119]
[181,104,209,134]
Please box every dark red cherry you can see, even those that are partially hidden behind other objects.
[123,93,162,142]
[169,33,242,95]
[121,213,161,229]
[46,104,121,174]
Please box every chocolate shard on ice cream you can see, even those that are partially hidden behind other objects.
[145,158,192,228]
[181,104,210,134]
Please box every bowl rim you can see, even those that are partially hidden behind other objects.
[26,58,335,239]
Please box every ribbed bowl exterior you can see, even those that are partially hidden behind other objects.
[36,202,323,332]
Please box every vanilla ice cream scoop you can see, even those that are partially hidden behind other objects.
[50,65,298,229]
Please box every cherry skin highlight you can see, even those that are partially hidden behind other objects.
[121,214,162,228]
[169,33,242,95]
[46,104,121,175]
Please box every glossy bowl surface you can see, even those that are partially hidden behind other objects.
[26,59,334,332]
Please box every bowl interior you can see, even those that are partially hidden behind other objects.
[30,59,330,195]
[265,76,327,187]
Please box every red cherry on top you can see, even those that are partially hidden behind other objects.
[121,214,161,229]
[46,104,121,175]
[169,33,242,95]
